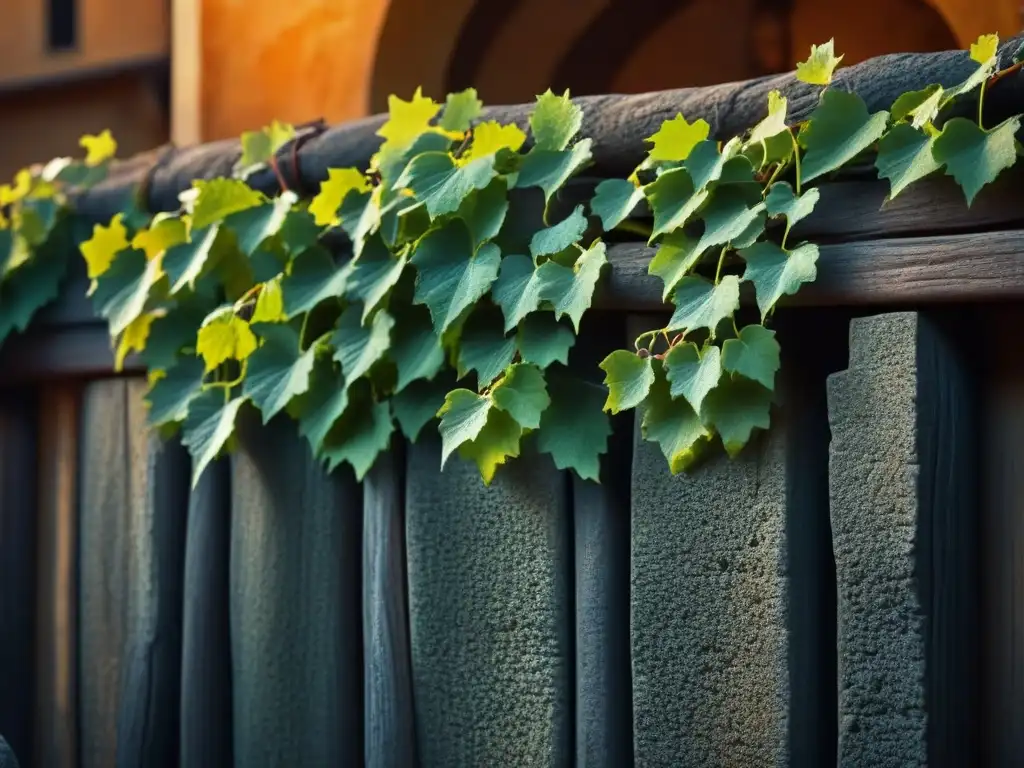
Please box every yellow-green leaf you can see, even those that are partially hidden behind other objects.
[131,216,188,260]
[970,33,999,65]
[796,39,844,86]
[309,168,370,226]
[81,213,130,279]
[463,121,527,163]
[376,87,441,155]
[114,312,156,372]
[645,114,711,163]
[190,178,264,230]
[80,130,117,166]
[196,308,258,372]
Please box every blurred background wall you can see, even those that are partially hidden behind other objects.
[0,0,1019,178]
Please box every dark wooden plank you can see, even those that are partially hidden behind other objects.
[0,323,143,383]
[115,382,191,768]
[826,311,980,765]
[567,313,634,768]
[362,446,417,768]
[0,389,37,764]
[601,230,1024,311]
[978,306,1024,766]
[33,384,80,768]
[405,436,573,766]
[230,411,364,766]
[179,458,234,768]
[607,167,1024,244]
[77,379,140,768]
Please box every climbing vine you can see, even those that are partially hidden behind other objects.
[0,34,1019,486]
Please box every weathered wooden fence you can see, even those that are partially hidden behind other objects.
[2,171,1022,767]
[4,40,1024,765]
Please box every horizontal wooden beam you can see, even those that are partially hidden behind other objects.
[6,226,1024,381]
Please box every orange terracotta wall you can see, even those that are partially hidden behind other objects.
[191,0,1021,144]
[197,0,390,142]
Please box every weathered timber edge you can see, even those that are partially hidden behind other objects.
[69,36,1024,224]
[5,225,1024,382]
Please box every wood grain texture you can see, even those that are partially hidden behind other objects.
[33,384,80,768]
[230,411,364,767]
[78,379,147,768]
[827,312,980,766]
[115,384,191,768]
[978,306,1024,766]
[179,458,234,768]
[362,446,417,768]
[601,230,1024,311]
[0,389,37,764]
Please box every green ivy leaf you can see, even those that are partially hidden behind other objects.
[392,377,449,442]
[91,248,165,336]
[345,236,409,322]
[332,305,395,387]
[590,178,645,231]
[226,192,297,256]
[740,241,819,319]
[721,325,780,390]
[529,205,588,260]
[457,320,517,387]
[695,187,766,253]
[700,376,773,457]
[437,389,493,466]
[138,299,210,370]
[795,39,843,86]
[390,306,445,391]
[644,167,709,240]
[280,245,350,318]
[684,138,742,190]
[190,178,264,230]
[599,350,654,413]
[458,178,509,247]
[321,392,394,481]
[875,124,942,200]
[182,391,247,488]
[765,182,820,227]
[145,356,205,428]
[237,120,295,176]
[412,220,501,334]
[457,406,522,484]
[800,90,889,183]
[163,224,231,294]
[491,253,546,331]
[292,358,348,454]
[441,88,483,132]
[542,239,607,332]
[491,363,549,429]
[530,89,583,151]
[242,323,318,422]
[890,84,943,128]
[648,231,703,301]
[932,116,1021,205]
[667,275,740,335]
[641,363,710,473]
[663,342,721,413]
[515,139,593,203]
[397,152,496,219]
[535,374,611,482]
[516,313,575,368]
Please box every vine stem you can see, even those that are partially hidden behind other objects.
[269,155,289,193]
[714,245,728,284]
[789,131,803,196]
[634,328,667,352]
[978,77,988,130]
